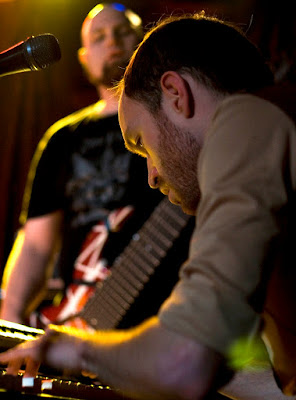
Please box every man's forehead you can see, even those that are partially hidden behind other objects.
[120,94,139,118]
[88,8,129,31]
[119,94,131,129]
[82,7,129,40]
[119,95,140,133]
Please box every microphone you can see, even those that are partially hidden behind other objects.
[0,33,61,78]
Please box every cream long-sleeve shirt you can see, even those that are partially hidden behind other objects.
[159,94,296,394]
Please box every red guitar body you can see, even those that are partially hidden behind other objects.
[31,206,134,330]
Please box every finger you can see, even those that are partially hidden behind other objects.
[0,347,25,365]
[0,339,40,367]
[6,358,23,376]
[82,370,97,379]
[23,357,40,378]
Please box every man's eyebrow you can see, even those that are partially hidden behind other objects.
[92,22,130,34]
[123,130,136,152]
[90,27,104,34]
[124,138,134,152]
[124,136,146,157]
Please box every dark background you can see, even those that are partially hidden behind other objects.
[0,0,294,277]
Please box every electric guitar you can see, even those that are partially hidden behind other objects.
[32,198,194,330]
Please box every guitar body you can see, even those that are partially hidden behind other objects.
[31,199,195,331]
[33,206,134,329]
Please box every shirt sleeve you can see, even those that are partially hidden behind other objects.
[158,94,296,357]
[20,122,70,224]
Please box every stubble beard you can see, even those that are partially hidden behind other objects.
[155,111,201,215]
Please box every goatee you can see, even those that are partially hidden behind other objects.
[84,58,129,88]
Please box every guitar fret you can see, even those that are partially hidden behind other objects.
[141,225,171,249]
[162,206,188,227]
[126,239,160,266]
[112,247,156,282]
[99,315,120,329]
[161,213,185,233]
[93,319,109,329]
[89,294,127,326]
[97,276,139,315]
[159,211,185,232]
[99,291,129,315]
[105,266,149,304]
[120,248,156,275]
[111,270,143,295]
[147,219,178,240]
[143,224,173,249]
[90,305,118,328]
[99,284,131,311]
[119,259,150,283]
[139,231,167,258]
[153,211,186,238]
[84,273,138,318]
[106,262,143,291]
[145,222,176,243]
[102,279,134,304]
[126,244,160,273]
[118,268,145,292]
[91,307,116,326]
[97,310,119,329]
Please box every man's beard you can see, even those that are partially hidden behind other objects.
[99,60,128,87]
[155,111,201,215]
[86,58,129,88]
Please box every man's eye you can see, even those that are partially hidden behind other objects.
[134,137,147,157]
[136,137,143,148]
[91,33,104,43]
[118,27,133,36]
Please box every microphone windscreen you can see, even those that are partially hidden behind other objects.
[27,34,61,69]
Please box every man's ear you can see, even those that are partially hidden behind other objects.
[77,47,86,65]
[160,71,194,118]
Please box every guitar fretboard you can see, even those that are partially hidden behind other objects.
[80,198,191,329]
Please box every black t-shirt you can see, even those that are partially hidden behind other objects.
[23,103,163,285]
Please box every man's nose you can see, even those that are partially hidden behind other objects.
[147,158,159,189]
[107,31,120,46]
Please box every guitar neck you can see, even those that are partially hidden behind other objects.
[79,198,191,329]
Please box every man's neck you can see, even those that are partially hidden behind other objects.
[96,85,119,117]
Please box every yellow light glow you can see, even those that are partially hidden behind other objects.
[125,9,142,28]
[228,336,270,371]
[86,3,142,29]
[87,4,104,20]
[1,230,25,290]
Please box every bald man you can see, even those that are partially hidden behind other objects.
[0,3,165,328]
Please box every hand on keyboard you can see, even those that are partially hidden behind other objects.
[0,325,87,378]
